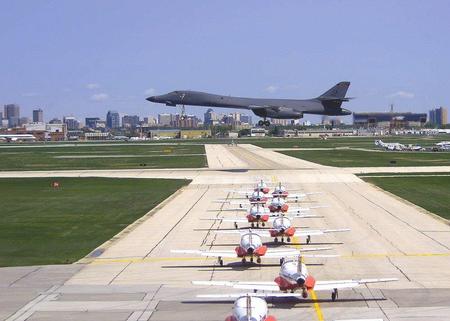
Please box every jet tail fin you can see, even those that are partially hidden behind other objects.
[317,81,352,112]
[318,81,351,100]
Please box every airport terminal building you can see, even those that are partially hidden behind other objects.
[353,112,427,128]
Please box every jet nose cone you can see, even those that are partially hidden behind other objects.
[146,96,156,102]
[296,277,305,286]
[247,247,254,254]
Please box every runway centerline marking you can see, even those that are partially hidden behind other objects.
[292,235,325,321]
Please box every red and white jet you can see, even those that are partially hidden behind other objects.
[223,295,276,321]
[171,230,335,266]
[215,223,350,245]
[193,257,397,301]
[197,294,382,321]
[205,204,322,229]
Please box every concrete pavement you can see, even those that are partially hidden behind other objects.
[1,144,450,321]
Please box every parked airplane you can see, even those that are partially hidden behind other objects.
[198,294,382,321]
[205,204,323,229]
[146,82,352,126]
[193,257,397,301]
[0,134,36,142]
[436,141,450,150]
[215,225,350,245]
[224,295,276,321]
[172,230,334,266]
[374,140,406,151]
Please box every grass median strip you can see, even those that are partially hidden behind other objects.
[360,174,450,220]
[0,177,189,267]
[280,149,450,167]
[0,144,207,171]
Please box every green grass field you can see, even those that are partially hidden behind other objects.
[280,149,450,167]
[0,144,207,171]
[251,136,449,149]
[0,177,189,267]
[361,174,450,220]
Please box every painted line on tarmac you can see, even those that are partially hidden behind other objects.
[292,235,325,321]
[87,252,450,265]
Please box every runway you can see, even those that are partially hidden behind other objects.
[1,144,450,321]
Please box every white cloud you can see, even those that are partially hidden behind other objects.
[86,83,100,90]
[387,91,415,99]
[265,85,278,93]
[144,88,157,95]
[90,93,109,102]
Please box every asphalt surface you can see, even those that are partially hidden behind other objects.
[1,144,450,321]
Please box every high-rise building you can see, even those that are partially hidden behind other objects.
[4,104,20,128]
[106,110,120,129]
[158,113,172,126]
[204,108,220,126]
[429,107,448,126]
[85,117,100,129]
[122,115,140,128]
[63,116,80,130]
[32,108,44,123]
[143,117,157,126]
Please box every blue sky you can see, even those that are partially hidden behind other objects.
[1,0,449,122]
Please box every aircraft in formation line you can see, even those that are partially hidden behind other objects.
[206,294,383,321]
[205,203,324,229]
[146,81,352,126]
[194,256,397,301]
[171,229,336,266]
[172,179,398,320]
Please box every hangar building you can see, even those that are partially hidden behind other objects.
[353,112,427,128]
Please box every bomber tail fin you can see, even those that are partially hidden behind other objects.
[317,81,352,112]
[318,81,351,100]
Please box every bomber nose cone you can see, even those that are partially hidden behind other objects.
[296,277,305,286]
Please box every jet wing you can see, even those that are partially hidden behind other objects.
[293,228,350,237]
[171,250,236,258]
[213,230,272,237]
[269,212,323,219]
[207,208,248,212]
[283,192,323,200]
[314,278,398,291]
[193,280,280,292]
[196,292,308,299]
[201,217,251,223]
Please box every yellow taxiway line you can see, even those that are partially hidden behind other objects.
[292,235,325,321]
[85,251,450,265]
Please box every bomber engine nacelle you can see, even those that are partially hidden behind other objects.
[252,107,303,119]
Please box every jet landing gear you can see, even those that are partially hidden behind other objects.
[257,119,270,127]
[331,288,338,301]
[218,257,224,266]
[179,104,186,120]
[306,235,311,244]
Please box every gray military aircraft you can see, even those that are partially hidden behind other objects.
[146,81,352,126]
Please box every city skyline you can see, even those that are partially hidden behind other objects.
[1,1,449,123]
